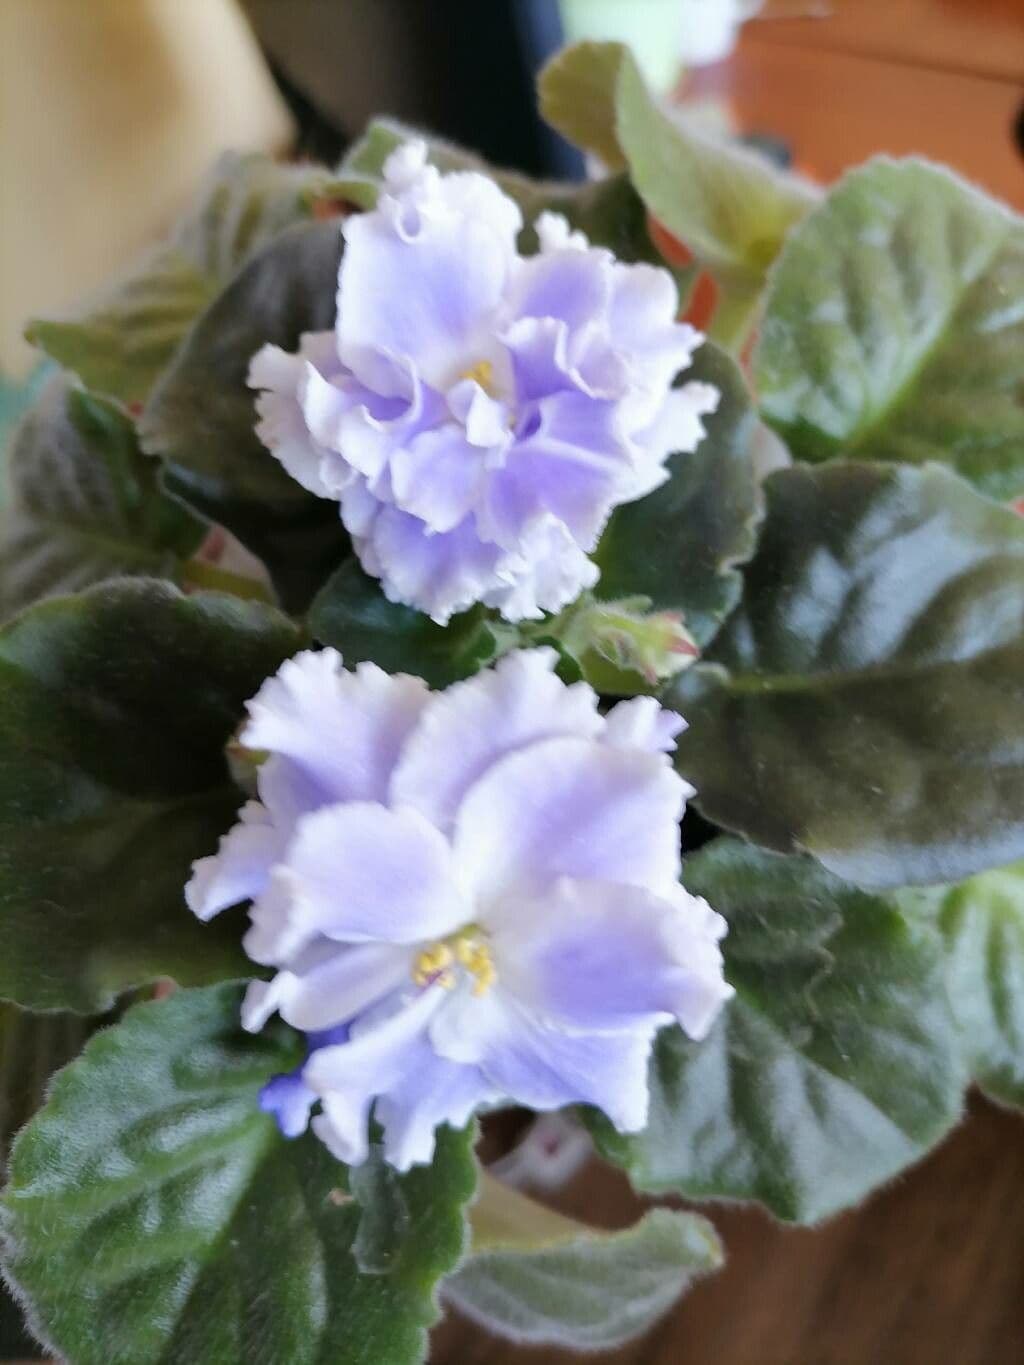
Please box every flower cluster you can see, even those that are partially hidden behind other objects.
[249,140,718,624]
[187,647,732,1170]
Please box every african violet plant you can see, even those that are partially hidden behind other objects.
[1,38,1023,1363]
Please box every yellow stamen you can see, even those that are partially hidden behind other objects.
[412,942,453,987]
[460,359,495,396]
[413,930,497,996]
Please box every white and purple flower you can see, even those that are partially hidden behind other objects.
[186,647,732,1170]
[249,141,719,624]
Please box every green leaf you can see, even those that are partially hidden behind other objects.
[0,984,478,1365]
[309,559,510,688]
[26,249,215,409]
[0,1003,95,1359]
[140,221,349,609]
[27,153,343,406]
[934,862,1024,1107]
[538,42,816,345]
[447,1174,721,1351]
[592,839,964,1224]
[672,461,1024,888]
[595,339,763,647]
[0,579,299,1012]
[0,379,204,621]
[756,158,1024,499]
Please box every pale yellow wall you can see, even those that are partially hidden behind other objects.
[0,0,294,376]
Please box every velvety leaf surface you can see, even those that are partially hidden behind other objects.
[0,1004,95,1356]
[309,560,509,688]
[448,1175,721,1351]
[0,580,299,1011]
[27,153,341,406]
[140,221,348,608]
[539,42,816,345]
[595,339,763,646]
[592,840,964,1224]
[756,158,1024,499]
[935,863,1024,1107]
[0,380,204,620]
[0,984,477,1365]
[672,461,1024,888]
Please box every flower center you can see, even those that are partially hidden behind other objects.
[412,927,497,996]
[459,359,497,397]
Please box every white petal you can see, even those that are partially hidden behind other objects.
[629,381,721,499]
[306,985,444,1167]
[185,801,284,921]
[482,518,599,621]
[373,1045,496,1171]
[431,988,655,1133]
[241,648,430,806]
[478,390,630,550]
[453,735,686,908]
[603,696,688,756]
[494,877,732,1039]
[362,506,505,626]
[279,800,467,946]
[389,424,489,534]
[241,940,414,1033]
[391,648,602,834]
[248,334,343,498]
[338,171,518,391]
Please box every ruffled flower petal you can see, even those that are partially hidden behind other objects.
[241,939,414,1033]
[189,647,730,1168]
[603,696,688,755]
[248,141,718,624]
[453,735,687,908]
[431,988,656,1133]
[248,333,341,497]
[493,877,732,1038]
[390,648,602,833]
[185,801,285,922]
[268,800,467,948]
[241,649,430,806]
[389,424,490,534]
[478,389,631,550]
[337,151,519,393]
[360,505,506,626]
[305,985,445,1167]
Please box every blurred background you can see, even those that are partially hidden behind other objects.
[0,3,1022,1362]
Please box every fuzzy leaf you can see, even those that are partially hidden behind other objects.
[672,461,1024,888]
[756,159,1024,499]
[27,153,342,406]
[0,580,299,1012]
[309,559,509,688]
[141,221,349,609]
[0,1003,96,1358]
[595,339,762,647]
[592,839,964,1224]
[447,1174,721,1351]
[935,862,1024,1107]
[0,380,204,620]
[0,984,477,1365]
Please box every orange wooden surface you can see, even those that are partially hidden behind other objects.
[690,0,1024,208]
[433,1097,1024,1364]
[754,0,1024,82]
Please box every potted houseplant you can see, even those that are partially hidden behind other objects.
[1,40,1021,1364]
